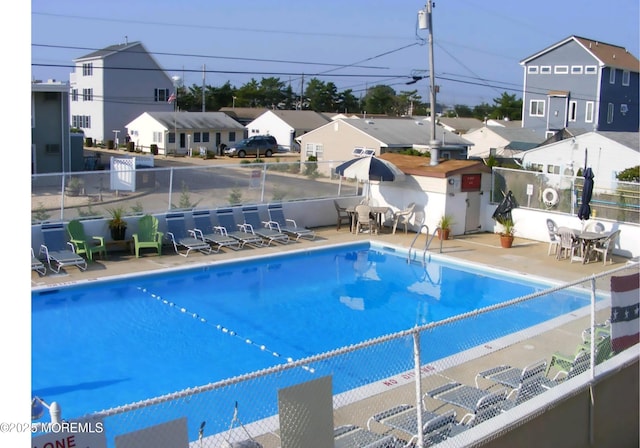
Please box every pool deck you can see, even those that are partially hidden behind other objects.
[31,226,632,289]
[30,226,638,446]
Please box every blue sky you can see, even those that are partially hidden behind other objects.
[30,0,639,107]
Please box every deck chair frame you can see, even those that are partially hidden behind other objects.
[216,208,265,249]
[267,203,316,241]
[39,223,88,273]
[192,210,241,252]
[165,213,212,257]
[241,206,289,246]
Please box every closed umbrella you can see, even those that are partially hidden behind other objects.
[578,167,594,221]
[492,190,518,223]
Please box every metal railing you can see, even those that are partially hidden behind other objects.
[31,160,360,223]
[492,167,639,224]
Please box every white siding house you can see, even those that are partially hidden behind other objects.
[70,41,174,144]
[464,125,545,159]
[245,110,331,151]
[126,112,245,156]
[520,131,639,189]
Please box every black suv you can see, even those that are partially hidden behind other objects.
[224,135,278,158]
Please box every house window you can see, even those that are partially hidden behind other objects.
[153,132,163,143]
[571,66,583,74]
[585,66,597,74]
[193,132,201,143]
[622,70,630,86]
[540,66,551,74]
[529,100,545,117]
[607,103,614,124]
[529,163,543,172]
[45,144,60,154]
[568,101,577,122]
[168,133,175,144]
[547,165,560,174]
[71,89,78,101]
[527,66,538,74]
[82,88,93,101]
[489,148,497,157]
[305,143,323,159]
[72,115,91,128]
[229,132,236,142]
[554,65,569,74]
[155,88,170,102]
[609,68,616,84]
[202,132,210,142]
[82,63,93,76]
[585,102,594,123]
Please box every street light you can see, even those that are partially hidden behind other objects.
[171,75,181,156]
[232,96,237,108]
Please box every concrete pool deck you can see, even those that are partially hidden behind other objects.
[31,226,634,289]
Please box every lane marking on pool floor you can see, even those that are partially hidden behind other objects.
[135,286,315,373]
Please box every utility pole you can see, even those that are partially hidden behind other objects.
[299,74,304,110]
[419,1,440,165]
[202,65,206,112]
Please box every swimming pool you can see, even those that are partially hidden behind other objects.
[32,241,589,425]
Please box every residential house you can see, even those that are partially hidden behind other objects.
[464,125,546,159]
[125,111,245,156]
[519,131,639,189]
[520,35,639,135]
[485,119,522,128]
[70,40,174,144]
[32,80,84,174]
[298,117,472,175]
[245,110,331,151]
[426,116,484,135]
[219,107,269,127]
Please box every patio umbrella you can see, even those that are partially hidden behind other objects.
[335,156,405,182]
[578,167,594,221]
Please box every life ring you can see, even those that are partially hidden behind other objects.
[543,188,559,207]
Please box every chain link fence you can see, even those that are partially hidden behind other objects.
[45,262,638,448]
[31,161,360,223]
[492,167,639,224]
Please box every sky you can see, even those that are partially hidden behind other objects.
[30,0,640,108]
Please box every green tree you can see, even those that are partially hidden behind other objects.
[305,78,338,112]
[336,89,360,113]
[363,85,396,115]
[617,165,640,182]
[491,92,522,121]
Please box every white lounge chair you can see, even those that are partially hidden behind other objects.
[241,206,289,246]
[39,222,88,273]
[267,203,315,241]
[165,213,213,257]
[192,210,241,252]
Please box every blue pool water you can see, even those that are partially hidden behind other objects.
[32,242,589,427]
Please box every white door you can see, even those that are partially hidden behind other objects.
[464,192,482,233]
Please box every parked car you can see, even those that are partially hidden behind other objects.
[224,135,277,158]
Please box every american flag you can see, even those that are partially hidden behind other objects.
[167,93,176,103]
[610,272,640,353]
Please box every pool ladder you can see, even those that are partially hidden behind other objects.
[407,225,443,265]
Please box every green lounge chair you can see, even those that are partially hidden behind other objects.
[67,219,107,261]
[132,215,163,258]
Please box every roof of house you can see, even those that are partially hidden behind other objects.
[472,126,546,149]
[520,35,639,72]
[262,110,331,130]
[340,118,472,149]
[219,107,270,121]
[432,117,484,134]
[379,153,491,179]
[144,112,245,130]
[597,131,640,151]
[486,119,523,128]
[74,41,144,61]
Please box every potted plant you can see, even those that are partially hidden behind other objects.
[437,214,455,240]
[497,217,515,248]
[65,177,84,196]
[107,206,128,240]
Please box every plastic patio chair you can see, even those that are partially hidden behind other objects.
[546,219,559,256]
[392,202,415,234]
[132,215,164,258]
[333,200,351,231]
[67,219,107,262]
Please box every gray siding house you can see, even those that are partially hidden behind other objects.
[520,36,639,135]
[70,40,174,144]
[32,80,84,174]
